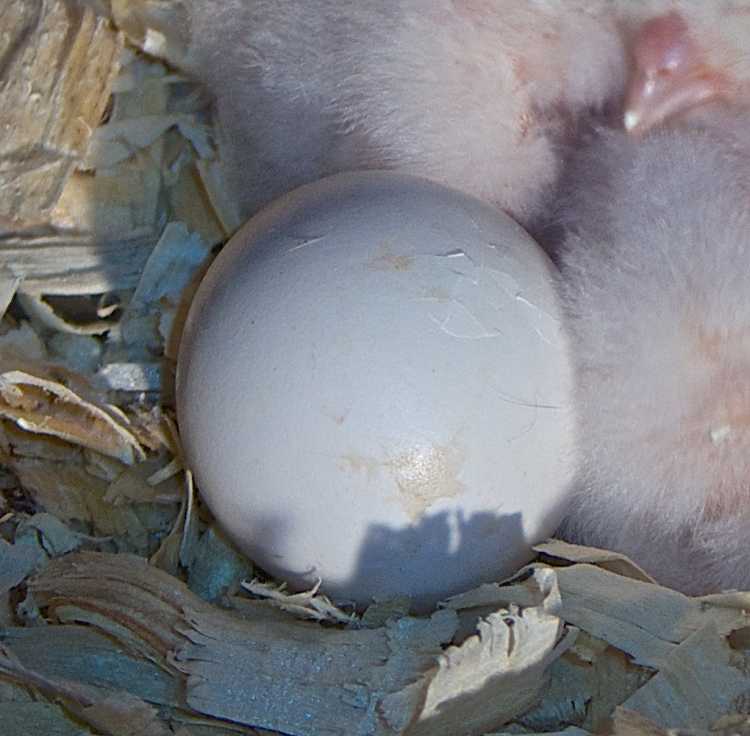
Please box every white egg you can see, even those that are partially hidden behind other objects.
[177,172,575,610]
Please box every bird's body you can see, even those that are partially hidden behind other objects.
[129,0,750,226]
[555,120,750,594]
[181,0,628,225]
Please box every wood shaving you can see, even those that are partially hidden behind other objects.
[0,641,172,736]
[28,552,570,735]
[0,370,145,464]
[241,577,359,625]
[0,0,122,224]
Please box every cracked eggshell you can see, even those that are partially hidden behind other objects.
[177,171,576,610]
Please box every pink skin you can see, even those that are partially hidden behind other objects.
[624,12,729,135]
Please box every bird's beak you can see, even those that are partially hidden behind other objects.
[624,66,725,135]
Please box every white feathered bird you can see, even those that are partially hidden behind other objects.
[107,1,750,223]
[555,118,750,594]
[178,0,629,225]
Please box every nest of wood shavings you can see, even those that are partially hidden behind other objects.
[1,2,750,735]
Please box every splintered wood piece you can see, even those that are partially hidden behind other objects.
[30,552,570,736]
[446,561,750,730]
[0,624,180,707]
[0,370,145,464]
[407,605,571,736]
[0,640,172,736]
[1,702,94,736]
[0,0,122,224]
[0,232,157,297]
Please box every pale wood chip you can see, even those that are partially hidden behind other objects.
[4,233,156,298]
[0,0,122,223]
[535,540,658,585]
[409,604,574,736]
[0,370,145,464]
[241,578,358,625]
[622,623,750,730]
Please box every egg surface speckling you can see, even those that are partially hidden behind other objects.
[177,171,575,610]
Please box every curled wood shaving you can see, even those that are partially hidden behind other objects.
[15,292,118,336]
[0,370,145,464]
[534,539,658,585]
[149,468,192,575]
[241,577,358,625]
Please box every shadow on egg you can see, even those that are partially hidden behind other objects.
[239,504,554,614]
[204,485,569,614]
[337,509,529,613]
[191,446,576,613]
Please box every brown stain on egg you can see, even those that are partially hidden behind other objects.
[385,443,465,522]
[367,241,414,272]
[324,407,351,426]
[339,453,382,482]
[369,253,414,272]
[338,442,466,522]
